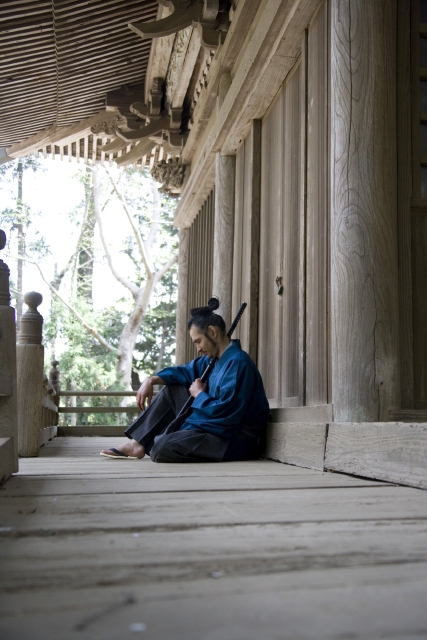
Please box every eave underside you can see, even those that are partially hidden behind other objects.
[0,0,158,149]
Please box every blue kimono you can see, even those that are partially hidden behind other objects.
[157,340,269,441]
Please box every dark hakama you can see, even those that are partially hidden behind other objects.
[125,340,269,463]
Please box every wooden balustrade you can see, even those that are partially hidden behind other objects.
[0,230,19,481]
[16,292,58,457]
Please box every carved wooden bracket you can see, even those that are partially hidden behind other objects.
[129,0,230,49]
[116,115,171,142]
[151,156,185,194]
[90,114,126,137]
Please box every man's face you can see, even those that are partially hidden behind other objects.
[189,326,218,358]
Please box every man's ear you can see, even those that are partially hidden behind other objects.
[207,325,217,339]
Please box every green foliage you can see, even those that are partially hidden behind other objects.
[134,269,178,376]
[1,158,179,426]
[44,298,126,426]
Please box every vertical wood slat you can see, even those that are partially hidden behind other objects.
[412,210,427,404]
[411,0,421,197]
[183,190,216,363]
[305,1,329,406]
[259,62,303,404]
[330,0,400,422]
[397,0,414,408]
[175,227,190,365]
[259,89,283,402]
[281,62,303,401]
[231,120,261,362]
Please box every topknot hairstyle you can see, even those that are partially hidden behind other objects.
[187,297,226,334]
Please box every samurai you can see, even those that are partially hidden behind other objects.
[100,298,269,463]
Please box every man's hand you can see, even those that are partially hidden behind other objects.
[189,378,207,398]
[136,376,164,411]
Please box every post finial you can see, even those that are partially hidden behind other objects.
[19,291,44,345]
[0,229,11,307]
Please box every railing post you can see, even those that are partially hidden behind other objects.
[0,230,19,479]
[16,291,44,457]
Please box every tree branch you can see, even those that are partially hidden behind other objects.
[92,168,139,298]
[156,252,178,281]
[101,166,153,278]
[6,253,120,356]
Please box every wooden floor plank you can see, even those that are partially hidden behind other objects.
[1,519,426,592]
[1,486,426,534]
[1,437,426,640]
[2,473,386,496]
[1,564,426,640]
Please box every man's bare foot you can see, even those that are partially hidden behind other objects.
[100,440,145,459]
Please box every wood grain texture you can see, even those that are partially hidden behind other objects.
[182,190,215,362]
[0,437,14,484]
[266,423,327,470]
[174,0,322,228]
[325,422,427,488]
[412,213,427,403]
[16,344,44,457]
[232,120,261,362]
[175,227,190,365]
[397,0,414,408]
[213,154,236,327]
[39,426,57,448]
[0,306,18,475]
[306,0,329,406]
[270,404,333,423]
[258,63,303,403]
[330,0,400,421]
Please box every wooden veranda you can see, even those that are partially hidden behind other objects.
[1,436,427,639]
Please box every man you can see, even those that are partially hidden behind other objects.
[100,298,269,463]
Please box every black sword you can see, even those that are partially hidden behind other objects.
[175,301,247,418]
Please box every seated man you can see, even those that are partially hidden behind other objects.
[100,298,269,463]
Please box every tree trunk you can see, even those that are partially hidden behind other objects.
[77,166,96,302]
[155,317,168,372]
[117,275,159,388]
[16,159,24,332]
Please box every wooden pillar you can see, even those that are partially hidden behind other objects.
[213,153,236,327]
[213,72,235,327]
[330,0,400,421]
[0,230,19,480]
[17,291,44,457]
[175,227,190,365]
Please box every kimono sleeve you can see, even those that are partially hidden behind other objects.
[157,356,209,387]
[188,357,255,438]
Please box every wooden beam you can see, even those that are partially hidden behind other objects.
[7,111,122,158]
[144,5,175,105]
[175,0,322,228]
[324,422,427,489]
[129,3,200,40]
[266,423,327,471]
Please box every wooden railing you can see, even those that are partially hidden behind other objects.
[16,292,58,456]
[57,390,147,436]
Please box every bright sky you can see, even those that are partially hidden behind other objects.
[1,158,163,322]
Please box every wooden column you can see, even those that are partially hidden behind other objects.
[232,120,261,362]
[330,0,400,421]
[175,227,190,365]
[17,292,44,457]
[0,230,19,480]
[213,72,235,327]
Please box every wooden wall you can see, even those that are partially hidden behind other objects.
[306,2,330,406]
[232,121,261,362]
[258,61,304,407]
[181,191,215,364]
